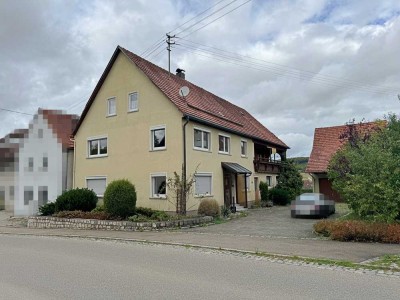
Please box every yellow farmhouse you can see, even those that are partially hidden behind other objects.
[72,46,289,212]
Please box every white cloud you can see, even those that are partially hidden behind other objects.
[1,0,400,158]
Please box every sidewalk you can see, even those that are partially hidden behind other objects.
[1,225,399,263]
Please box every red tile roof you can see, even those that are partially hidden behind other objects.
[74,46,288,149]
[306,122,385,173]
[40,109,79,149]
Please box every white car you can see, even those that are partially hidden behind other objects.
[291,193,335,218]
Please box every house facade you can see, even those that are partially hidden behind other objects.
[306,122,383,202]
[0,109,78,215]
[73,46,288,212]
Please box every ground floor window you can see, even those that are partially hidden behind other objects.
[38,186,48,207]
[266,175,272,187]
[151,173,166,198]
[86,177,107,197]
[195,173,212,196]
[24,186,34,205]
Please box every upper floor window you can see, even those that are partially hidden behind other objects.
[88,137,108,157]
[42,156,48,171]
[128,92,138,112]
[107,97,116,116]
[194,128,210,151]
[28,157,34,172]
[241,140,247,157]
[218,134,230,154]
[151,126,166,150]
[38,129,43,139]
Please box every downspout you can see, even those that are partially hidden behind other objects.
[182,115,190,214]
[244,174,248,208]
[71,136,76,189]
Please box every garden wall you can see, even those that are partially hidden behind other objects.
[27,216,213,231]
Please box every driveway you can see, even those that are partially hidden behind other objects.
[187,206,322,239]
[0,210,27,228]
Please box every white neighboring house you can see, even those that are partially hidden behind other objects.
[0,109,79,216]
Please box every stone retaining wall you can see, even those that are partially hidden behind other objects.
[27,216,213,231]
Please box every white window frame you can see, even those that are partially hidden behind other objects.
[241,139,248,157]
[107,97,116,117]
[150,173,167,199]
[218,134,230,154]
[87,136,108,158]
[86,176,107,197]
[150,125,166,151]
[128,92,139,112]
[193,127,211,151]
[194,172,213,197]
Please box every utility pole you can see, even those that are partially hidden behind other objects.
[166,33,176,75]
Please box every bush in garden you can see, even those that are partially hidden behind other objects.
[103,179,136,218]
[313,220,400,243]
[259,181,269,202]
[221,205,231,218]
[55,188,97,212]
[135,207,157,217]
[268,188,291,206]
[53,210,111,220]
[198,199,220,217]
[39,202,56,216]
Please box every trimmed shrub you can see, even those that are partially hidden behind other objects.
[55,188,97,212]
[269,188,291,206]
[53,210,111,220]
[104,179,136,218]
[259,181,269,202]
[39,202,56,216]
[198,199,220,217]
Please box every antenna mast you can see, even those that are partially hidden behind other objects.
[166,33,176,75]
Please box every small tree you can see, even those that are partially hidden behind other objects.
[167,168,196,215]
[328,116,400,222]
[276,160,303,201]
[103,179,136,218]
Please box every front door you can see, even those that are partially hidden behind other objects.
[223,172,232,208]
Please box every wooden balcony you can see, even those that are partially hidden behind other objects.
[253,157,281,174]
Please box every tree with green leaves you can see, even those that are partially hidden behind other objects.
[328,115,400,223]
[276,159,303,201]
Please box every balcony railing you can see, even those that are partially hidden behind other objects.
[253,157,281,173]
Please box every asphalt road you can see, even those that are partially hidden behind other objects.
[0,235,399,300]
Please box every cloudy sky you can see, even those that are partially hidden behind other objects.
[1,0,399,157]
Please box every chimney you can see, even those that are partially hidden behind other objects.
[176,68,185,79]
